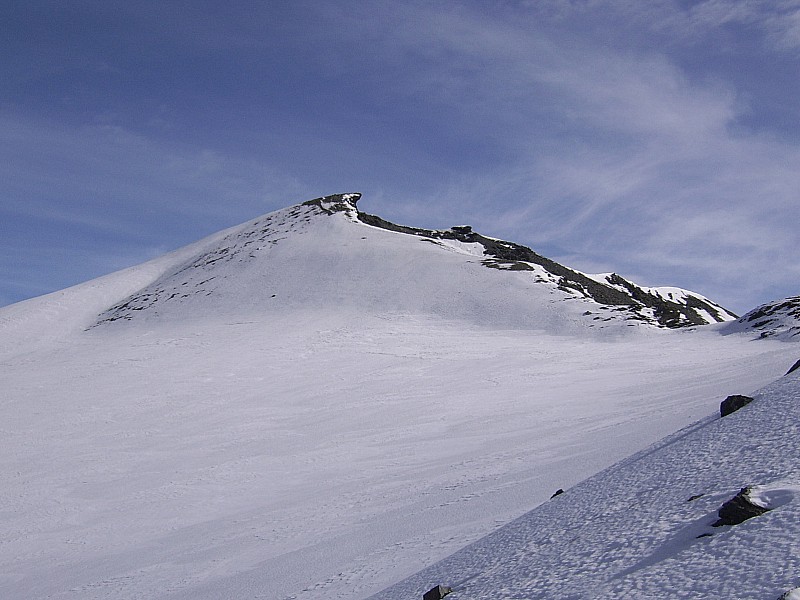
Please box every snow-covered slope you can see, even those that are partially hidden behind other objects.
[89,193,599,333]
[721,296,800,341]
[0,194,795,600]
[372,367,800,600]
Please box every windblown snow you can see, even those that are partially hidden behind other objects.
[1,195,797,600]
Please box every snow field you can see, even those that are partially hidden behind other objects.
[1,309,795,599]
[373,368,800,600]
[2,198,797,599]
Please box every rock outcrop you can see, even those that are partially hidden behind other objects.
[712,487,770,527]
[720,395,754,417]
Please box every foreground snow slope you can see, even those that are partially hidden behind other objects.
[373,367,800,600]
[1,195,796,599]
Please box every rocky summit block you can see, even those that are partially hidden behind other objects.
[713,487,770,527]
[423,584,453,600]
[720,394,754,417]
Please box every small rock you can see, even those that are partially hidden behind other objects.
[786,359,800,376]
[550,489,565,499]
[712,486,770,527]
[720,394,754,417]
[423,584,453,600]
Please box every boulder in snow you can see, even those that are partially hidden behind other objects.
[712,486,770,527]
[786,359,800,376]
[720,394,754,417]
[423,584,453,600]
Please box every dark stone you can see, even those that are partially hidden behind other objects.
[423,584,453,600]
[687,494,704,502]
[786,359,800,376]
[720,394,754,417]
[302,193,361,214]
[550,488,565,499]
[712,486,770,527]
[451,225,472,234]
[481,259,535,271]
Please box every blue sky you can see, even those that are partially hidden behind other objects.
[2,0,798,314]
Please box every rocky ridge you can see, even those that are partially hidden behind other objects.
[349,195,735,328]
[723,296,800,340]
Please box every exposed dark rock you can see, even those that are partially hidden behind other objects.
[712,486,770,527]
[720,395,754,417]
[746,297,800,322]
[550,489,565,499]
[778,587,800,600]
[733,296,800,339]
[786,359,800,376]
[605,273,735,327]
[302,193,361,214]
[481,259,535,271]
[687,494,704,502]
[423,584,453,600]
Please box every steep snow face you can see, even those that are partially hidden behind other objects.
[372,370,800,600]
[721,296,800,340]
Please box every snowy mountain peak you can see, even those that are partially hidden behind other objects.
[89,194,736,331]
